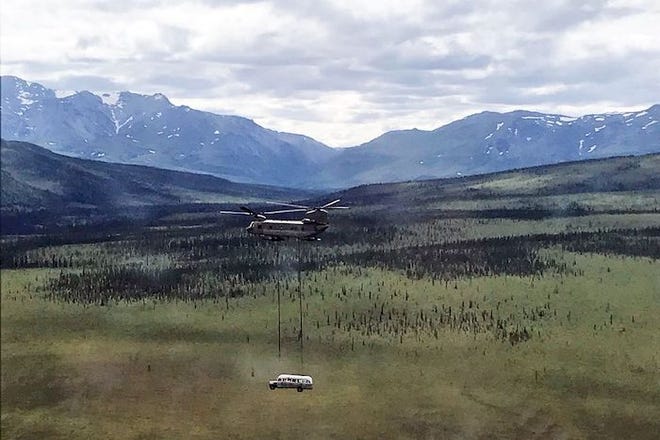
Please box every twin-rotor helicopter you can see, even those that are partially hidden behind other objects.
[220,199,348,241]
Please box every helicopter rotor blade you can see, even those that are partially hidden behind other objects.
[239,206,263,217]
[263,199,349,210]
[320,199,349,209]
[219,210,252,216]
[320,199,341,209]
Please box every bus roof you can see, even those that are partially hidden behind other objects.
[277,373,313,381]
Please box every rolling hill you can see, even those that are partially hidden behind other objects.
[3,137,658,235]
[329,153,660,216]
[0,139,313,212]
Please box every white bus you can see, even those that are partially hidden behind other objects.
[268,374,313,392]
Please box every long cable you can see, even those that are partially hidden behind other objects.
[298,239,304,368]
[276,246,281,358]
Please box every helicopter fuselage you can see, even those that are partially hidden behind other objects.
[247,219,328,241]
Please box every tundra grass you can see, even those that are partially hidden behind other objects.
[2,251,659,439]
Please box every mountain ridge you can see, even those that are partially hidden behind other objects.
[0,139,314,212]
[317,105,659,187]
[2,75,658,189]
[1,76,338,187]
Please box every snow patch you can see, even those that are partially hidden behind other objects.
[148,149,156,154]
[526,137,532,141]
[594,117,605,121]
[101,92,120,106]
[635,111,648,118]
[214,129,220,135]
[496,122,504,131]
[522,116,543,120]
[559,116,577,122]
[484,133,493,140]
[587,145,597,153]
[55,89,75,99]
[115,115,134,134]
[642,120,658,129]
[18,91,34,105]
[594,125,606,132]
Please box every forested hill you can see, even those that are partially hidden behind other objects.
[330,153,660,211]
[1,139,313,211]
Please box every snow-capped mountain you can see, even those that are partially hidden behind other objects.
[2,75,658,189]
[312,105,660,187]
[0,76,337,186]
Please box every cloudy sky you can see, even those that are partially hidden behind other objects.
[1,0,659,147]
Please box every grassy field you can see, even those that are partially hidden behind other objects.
[2,156,660,439]
[2,245,659,439]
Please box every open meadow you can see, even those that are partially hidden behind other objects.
[2,159,660,439]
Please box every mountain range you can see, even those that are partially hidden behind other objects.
[321,105,660,188]
[0,76,336,187]
[1,75,659,189]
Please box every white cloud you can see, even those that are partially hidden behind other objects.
[1,0,659,147]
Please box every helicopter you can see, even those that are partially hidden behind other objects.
[220,199,348,241]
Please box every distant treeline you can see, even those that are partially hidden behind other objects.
[339,228,660,280]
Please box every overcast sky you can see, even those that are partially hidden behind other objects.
[1,0,659,147]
